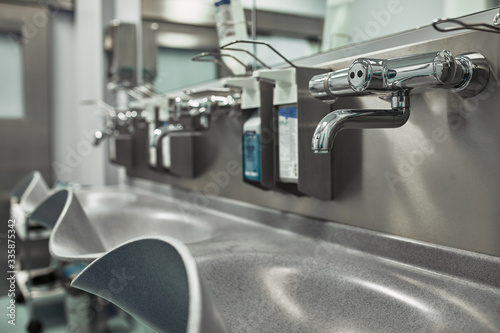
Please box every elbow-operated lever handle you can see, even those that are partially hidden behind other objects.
[310,50,489,102]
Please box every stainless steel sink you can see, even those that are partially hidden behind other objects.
[194,241,500,332]
[76,188,214,250]
[40,187,214,261]
[72,230,500,333]
[40,184,500,332]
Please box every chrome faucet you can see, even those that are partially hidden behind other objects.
[312,90,410,153]
[150,123,184,148]
[149,97,212,149]
[150,91,240,149]
[309,50,489,153]
[94,128,115,146]
[82,99,134,146]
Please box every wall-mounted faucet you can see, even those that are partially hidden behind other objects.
[83,96,143,147]
[169,97,212,124]
[150,123,184,148]
[148,99,203,150]
[309,50,489,153]
[149,92,240,149]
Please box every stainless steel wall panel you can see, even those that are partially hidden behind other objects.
[129,29,500,257]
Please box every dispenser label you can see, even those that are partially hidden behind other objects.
[278,105,298,182]
[243,131,261,181]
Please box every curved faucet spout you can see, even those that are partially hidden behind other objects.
[312,91,410,153]
[94,129,114,146]
[150,123,184,148]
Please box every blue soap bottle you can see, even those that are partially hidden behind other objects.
[242,110,261,182]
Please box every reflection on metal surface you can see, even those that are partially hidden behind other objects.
[263,267,305,320]
[74,189,138,208]
[352,278,430,313]
[397,275,500,332]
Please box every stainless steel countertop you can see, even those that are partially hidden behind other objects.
[50,181,500,332]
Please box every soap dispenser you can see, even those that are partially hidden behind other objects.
[242,110,261,182]
[254,68,299,184]
[225,76,263,184]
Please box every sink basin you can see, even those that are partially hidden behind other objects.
[75,188,214,254]
[30,187,214,261]
[196,244,500,332]
[36,185,500,332]
[71,232,500,333]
